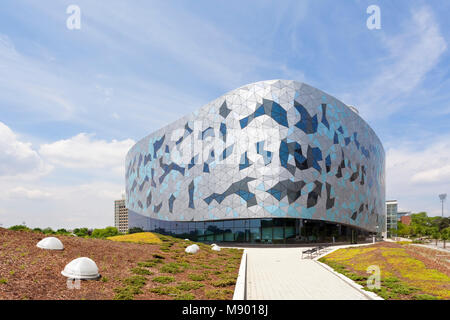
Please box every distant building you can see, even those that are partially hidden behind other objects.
[397,211,411,222]
[386,200,398,238]
[114,196,129,234]
[400,215,411,226]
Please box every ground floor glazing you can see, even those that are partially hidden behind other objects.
[129,211,373,244]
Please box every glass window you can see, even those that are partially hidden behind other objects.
[234,230,245,242]
[234,219,245,228]
[195,222,204,230]
[214,221,224,229]
[273,227,284,240]
[250,228,260,242]
[261,219,273,228]
[249,219,261,228]
[223,230,234,241]
[261,227,272,242]
[285,226,296,239]
[273,219,285,227]
[224,220,233,228]
[214,233,223,242]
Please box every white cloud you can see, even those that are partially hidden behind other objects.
[0,121,50,178]
[39,133,135,173]
[345,6,447,119]
[386,135,450,215]
[6,187,52,200]
[0,35,76,120]
[0,124,134,228]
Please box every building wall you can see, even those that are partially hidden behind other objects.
[126,80,385,234]
[386,200,398,237]
[400,215,411,226]
[114,199,129,234]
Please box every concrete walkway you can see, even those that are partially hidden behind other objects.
[245,247,371,300]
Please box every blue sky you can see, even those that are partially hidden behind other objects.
[1,0,449,228]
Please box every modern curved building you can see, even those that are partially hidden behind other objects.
[126,80,385,244]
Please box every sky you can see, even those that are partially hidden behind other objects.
[1,0,449,229]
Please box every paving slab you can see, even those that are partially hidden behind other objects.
[245,247,370,300]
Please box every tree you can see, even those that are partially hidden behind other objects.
[92,226,119,238]
[42,227,55,234]
[73,228,89,237]
[432,231,440,246]
[128,227,144,234]
[441,228,449,249]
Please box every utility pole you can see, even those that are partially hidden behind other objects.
[439,194,447,217]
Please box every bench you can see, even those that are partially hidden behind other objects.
[301,247,318,259]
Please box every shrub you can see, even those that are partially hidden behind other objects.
[56,229,70,235]
[92,227,119,238]
[9,225,30,232]
[42,227,55,234]
[32,228,43,233]
[152,276,175,284]
[128,227,144,234]
[0,278,8,284]
[73,228,90,237]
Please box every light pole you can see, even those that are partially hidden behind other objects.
[439,194,447,217]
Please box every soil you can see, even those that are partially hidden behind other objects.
[0,228,241,300]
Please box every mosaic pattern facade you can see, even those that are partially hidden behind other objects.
[126,80,385,233]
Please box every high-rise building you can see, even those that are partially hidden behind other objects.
[114,195,129,234]
[386,200,398,238]
[125,80,386,244]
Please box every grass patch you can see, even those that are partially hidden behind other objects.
[174,293,195,300]
[176,281,204,291]
[188,273,208,281]
[131,267,153,276]
[413,294,440,300]
[150,285,181,296]
[107,232,162,244]
[0,278,8,284]
[211,278,236,287]
[137,258,163,268]
[113,275,148,300]
[152,276,175,284]
[160,262,189,274]
[204,288,233,300]
[320,243,450,300]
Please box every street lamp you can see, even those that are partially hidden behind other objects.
[439,194,447,217]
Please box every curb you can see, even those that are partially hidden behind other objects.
[232,249,247,300]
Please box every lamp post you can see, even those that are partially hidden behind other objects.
[439,194,447,217]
